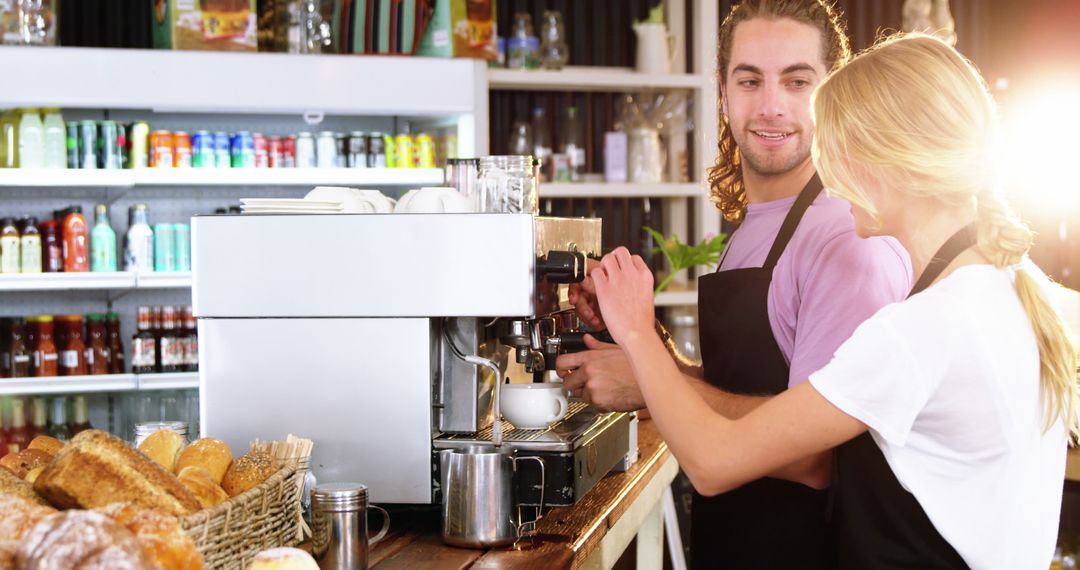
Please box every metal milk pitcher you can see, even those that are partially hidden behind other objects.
[440,446,546,548]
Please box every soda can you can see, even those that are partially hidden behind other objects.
[347,131,367,168]
[295,132,316,168]
[334,133,348,168]
[173,131,192,168]
[231,131,255,168]
[394,133,415,169]
[212,132,230,168]
[415,133,436,169]
[253,133,269,168]
[130,121,150,169]
[98,121,120,169]
[65,122,79,169]
[367,132,386,168]
[315,131,336,169]
[150,130,173,168]
[283,135,297,168]
[79,120,99,169]
[191,130,214,168]
[172,223,191,272]
[116,123,128,169]
[153,223,176,272]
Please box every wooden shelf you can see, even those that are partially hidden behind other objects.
[0,372,198,396]
[541,182,703,199]
[488,66,707,92]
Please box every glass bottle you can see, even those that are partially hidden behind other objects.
[17,108,43,168]
[42,108,66,169]
[540,10,569,70]
[90,204,117,272]
[508,12,540,70]
[106,312,124,374]
[19,216,41,274]
[159,306,183,373]
[131,306,157,374]
[86,313,109,376]
[40,219,62,272]
[9,318,32,378]
[509,120,533,156]
[33,316,58,377]
[59,315,88,376]
[124,204,154,272]
[182,306,198,372]
[69,395,92,435]
[62,206,89,272]
[531,106,553,182]
[29,397,47,440]
[0,109,20,168]
[46,397,71,442]
[560,106,585,182]
[6,398,30,453]
[0,217,19,273]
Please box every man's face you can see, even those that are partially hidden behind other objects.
[723,18,828,179]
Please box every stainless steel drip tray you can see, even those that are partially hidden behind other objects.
[433,401,624,453]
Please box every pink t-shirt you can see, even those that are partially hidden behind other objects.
[716,192,912,387]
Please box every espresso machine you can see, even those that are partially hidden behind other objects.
[191,212,634,506]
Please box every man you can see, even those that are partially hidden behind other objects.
[556,1,912,568]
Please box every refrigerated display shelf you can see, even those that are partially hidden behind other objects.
[0,168,445,189]
[0,272,191,291]
[0,372,198,396]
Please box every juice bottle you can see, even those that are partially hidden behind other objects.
[69,396,92,435]
[59,315,88,376]
[42,109,66,169]
[62,206,89,272]
[40,219,62,272]
[17,108,44,168]
[86,314,109,375]
[124,204,154,272]
[9,318,31,378]
[106,312,124,374]
[90,204,117,272]
[6,398,30,453]
[33,316,59,377]
[19,216,41,273]
[46,397,71,442]
[0,109,20,168]
[0,217,19,273]
[29,398,47,440]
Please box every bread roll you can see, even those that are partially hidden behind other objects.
[0,450,52,480]
[175,438,233,485]
[249,547,319,570]
[137,430,186,474]
[15,510,155,570]
[26,436,63,456]
[97,502,205,570]
[21,469,42,486]
[33,430,201,517]
[0,470,48,507]
[0,493,55,542]
[177,467,229,510]
[221,451,279,498]
[0,540,16,570]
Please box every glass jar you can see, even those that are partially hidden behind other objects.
[669,314,700,361]
[477,155,537,215]
[134,421,188,447]
[445,158,480,207]
[507,12,540,70]
[540,10,569,70]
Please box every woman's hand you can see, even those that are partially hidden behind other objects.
[591,247,656,347]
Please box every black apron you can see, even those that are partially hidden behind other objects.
[830,224,977,569]
[692,174,834,569]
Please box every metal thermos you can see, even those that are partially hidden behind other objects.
[311,483,390,570]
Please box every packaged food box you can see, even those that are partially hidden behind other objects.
[153,0,257,51]
[416,0,496,60]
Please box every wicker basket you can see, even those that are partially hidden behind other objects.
[181,463,302,569]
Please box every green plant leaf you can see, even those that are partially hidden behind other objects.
[644,226,728,293]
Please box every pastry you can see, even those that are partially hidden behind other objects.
[25,436,63,456]
[248,547,319,570]
[137,430,186,473]
[177,467,229,510]
[97,502,205,570]
[0,449,52,480]
[175,438,233,485]
[14,510,155,569]
[0,493,55,542]
[221,451,279,498]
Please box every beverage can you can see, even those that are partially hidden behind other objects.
[130,121,150,169]
[173,131,192,168]
[268,137,284,168]
[283,135,297,168]
[415,133,436,169]
[230,131,255,168]
[213,132,231,168]
[367,133,386,168]
[172,223,191,272]
[316,131,337,168]
[295,132,315,168]
[65,122,79,169]
[253,133,269,168]
[116,123,129,169]
[78,120,98,169]
[334,133,348,168]
[150,130,173,168]
[394,134,415,169]
[98,121,120,169]
[153,223,176,272]
[347,131,367,168]
[191,130,214,168]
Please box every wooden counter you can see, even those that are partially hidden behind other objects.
[369,420,678,569]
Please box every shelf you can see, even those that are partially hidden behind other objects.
[541,182,703,199]
[0,46,482,116]
[0,168,444,189]
[0,169,133,188]
[136,372,199,391]
[0,374,137,396]
[0,272,192,292]
[488,66,708,92]
[133,272,192,289]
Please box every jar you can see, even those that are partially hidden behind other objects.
[540,10,569,70]
[669,313,700,361]
[445,158,480,208]
[134,421,188,447]
[477,155,537,214]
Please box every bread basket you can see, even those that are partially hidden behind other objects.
[181,462,302,569]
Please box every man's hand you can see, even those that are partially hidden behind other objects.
[568,258,605,330]
[556,334,646,412]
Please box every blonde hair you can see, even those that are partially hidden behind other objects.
[812,33,1080,437]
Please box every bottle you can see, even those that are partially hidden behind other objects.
[33,316,59,377]
[29,398,47,440]
[131,306,157,374]
[69,396,92,435]
[42,109,66,169]
[6,398,30,453]
[560,106,585,182]
[40,219,63,272]
[509,120,533,156]
[124,204,154,272]
[17,109,44,168]
[540,10,569,70]
[0,217,19,273]
[46,397,71,442]
[182,306,198,372]
[86,314,109,376]
[508,12,540,70]
[0,109,19,168]
[19,216,41,274]
[62,206,89,272]
[59,315,88,376]
[159,306,182,373]
[90,204,117,272]
[106,312,124,374]
[531,107,553,182]
[9,318,32,378]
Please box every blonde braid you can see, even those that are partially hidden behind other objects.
[977,190,1080,438]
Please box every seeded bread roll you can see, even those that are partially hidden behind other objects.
[26,436,64,456]
[33,430,201,517]
[221,451,279,498]
[96,502,205,570]
[137,430,186,474]
[177,466,229,510]
[0,450,52,481]
[0,470,48,507]
[0,493,56,542]
[15,510,155,570]
[175,438,233,485]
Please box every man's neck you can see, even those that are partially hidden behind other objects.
[743,157,816,205]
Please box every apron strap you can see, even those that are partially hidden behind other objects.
[763,174,825,271]
[908,223,978,297]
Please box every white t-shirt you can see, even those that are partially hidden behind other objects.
[810,262,1068,570]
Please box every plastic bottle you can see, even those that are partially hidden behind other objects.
[90,204,117,272]
[62,206,89,272]
[124,204,154,272]
[531,106,553,181]
[46,397,71,442]
[6,398,30,453]
[0,109,19,168]
[0,217,19,273]
[17,108,44,168]
[19,217,41,274]
[42,109,67,169]
[560,106,585,182]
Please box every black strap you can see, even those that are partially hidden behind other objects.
[908,223,977,298]
[763,174,825,270]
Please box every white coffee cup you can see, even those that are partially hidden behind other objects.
[500,383,569,430]
[394,187,473,213]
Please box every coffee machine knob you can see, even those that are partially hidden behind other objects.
[537,250,587,284]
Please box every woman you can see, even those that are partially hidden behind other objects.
[589,34,1079,568]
